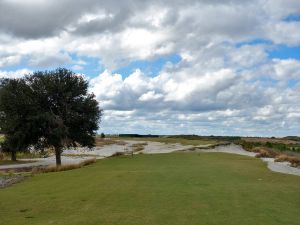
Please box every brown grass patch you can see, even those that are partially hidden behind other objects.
[32,158,96,174]
[242,137,299,145]
[254,148,279,158]
[131,142,147,152]
[275,155,300,167]
[110,152,124,157]
[95,137,127,147]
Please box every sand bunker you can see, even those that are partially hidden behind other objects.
[0,141,299,177]
[194,144,300,176]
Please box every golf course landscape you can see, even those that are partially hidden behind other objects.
[1,152,300,225]
[1,1,300,224]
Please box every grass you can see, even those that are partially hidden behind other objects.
[131,142,147,152]
[0,160,36,166]
[95,137,126,147]
[118,137,220,146]
[62,153,99,157]
[237,139,300,153]
[275,155,300,167]
[0,153,299,225]
[31,158,97,174]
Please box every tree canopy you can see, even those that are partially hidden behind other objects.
[0,78,39,160]
[0,68,102,164]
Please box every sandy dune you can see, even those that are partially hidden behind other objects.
[0,141,299,176]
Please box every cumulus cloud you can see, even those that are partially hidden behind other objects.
[0,0,299,136]
[0,69,32,79]
[273,59,300,80]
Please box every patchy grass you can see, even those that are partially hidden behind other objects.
[16,152,49,159]
[0,160,36,166]
[118,137,220,146]
[131,142,147,152]
[275,155,300,167]
[254,147,279,158]
[0,153,299,225]
[242,137,299,145]
[62,153,99,157]
[95,137,126,147]
[238,141,300,167]
[32,158,96,174]
[237,139,300,153]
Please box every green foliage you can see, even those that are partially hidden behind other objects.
[236,140,300,153]
[26,68,102,148]
[0,153,300,225]
[284,136,300,141]
[0,78,40,160]
[0,68,102,164]
[0,135,4,144]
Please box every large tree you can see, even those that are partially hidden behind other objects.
[0,78,39,160]
[0,68,102,165]
[26,68,102,165]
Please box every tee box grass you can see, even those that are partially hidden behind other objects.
[0,153,299,225]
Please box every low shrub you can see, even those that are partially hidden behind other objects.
[131,143,147,152]
[255,148,278,158]
[275,155,300,167]
[80,158,96,166]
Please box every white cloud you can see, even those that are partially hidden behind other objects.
[273,59,300,80]
[0,0,300,135]
[0,69,32,79]
[139,91,163,101]
[72,65,84,71]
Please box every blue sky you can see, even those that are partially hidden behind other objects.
[0,0,300,136]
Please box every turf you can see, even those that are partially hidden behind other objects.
[0,153,300,225]
[118,137,219,145]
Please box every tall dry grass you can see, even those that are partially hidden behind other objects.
[275,155,300,167]
[32,158,96,174]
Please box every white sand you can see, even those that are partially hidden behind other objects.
[0,156,95,170]
[195,144,300,176]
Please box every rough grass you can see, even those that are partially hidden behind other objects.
[31,158,97,174]
[131,142,147,152]
[95,137,126,147]
[62,153,99,157]
[118,137,219,146]
[254,147,279,158]
[246,147,300,167]
[0,160,37,166]
[242,137,300,145]
[275,155,300,167]
[0,153,299,225]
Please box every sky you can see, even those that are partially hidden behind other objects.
[0,0,299,137]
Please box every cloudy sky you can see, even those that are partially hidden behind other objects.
[0,0,300,136]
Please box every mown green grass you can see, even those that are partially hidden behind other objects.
[0,153,300,225]
[118,137,219,145]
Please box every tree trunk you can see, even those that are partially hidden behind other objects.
[54,146,62,166]
[11,151,16,161]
